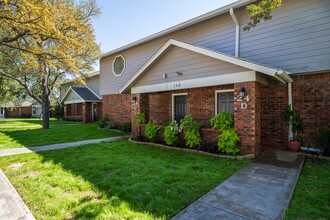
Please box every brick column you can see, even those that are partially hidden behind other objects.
[234,81,261,155]
[131,93,149,137]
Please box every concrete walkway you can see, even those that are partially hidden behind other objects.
[0,135,130,157]
[0,170,35,220]
[173,148,305,220]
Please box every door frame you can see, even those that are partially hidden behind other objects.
[214,89,234,115]
[171,93,188,121]
[91,103,97,122]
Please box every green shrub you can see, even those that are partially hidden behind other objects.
[218,129,240,155]
[145,121,158,142]
[133,113,147,137]
[210,111,240,155]
[210,110,233,130]
[164,121,180,146]
[53,102,64,120]
[120,122,131,133]
[180,115,201,148]
[98,115,115,129]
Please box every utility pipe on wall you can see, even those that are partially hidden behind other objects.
[230,8,240,58]
[288,82,293,140]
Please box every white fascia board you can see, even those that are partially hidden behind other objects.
[119,39,287,93]
[64,100,84,104]
[131,71,256,94]
[100,0,256,59]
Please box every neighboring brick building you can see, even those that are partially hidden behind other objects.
[60,71,102,123]
[99,0,330,155]
[1,100,42,118]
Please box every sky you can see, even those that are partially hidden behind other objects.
[92,0,238,55]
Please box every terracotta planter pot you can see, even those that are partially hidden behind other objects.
[288,141,301,152]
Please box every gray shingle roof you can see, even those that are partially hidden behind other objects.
[71,87,101,101]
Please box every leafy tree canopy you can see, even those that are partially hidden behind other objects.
[0,0,101,128]
[244,0,282,31]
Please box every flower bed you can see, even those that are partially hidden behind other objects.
[129,137,254,160]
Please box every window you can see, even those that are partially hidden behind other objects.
[32,107,37,115]
[112,55,125,76]
[215,90,234,117]
[172,93,188,123]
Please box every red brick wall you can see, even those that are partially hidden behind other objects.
[260,72,330,149]
[234,82,261,155]
[102,94,132,126]
[291,72,330,147]
[6,107,32,118]
[260,80,288,149]
[146,85,234,126]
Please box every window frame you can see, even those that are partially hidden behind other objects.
[112,55,126,77]
[214,89,234,115]
[171,93,188,121]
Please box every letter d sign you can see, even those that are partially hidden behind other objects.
[241,103,248,109]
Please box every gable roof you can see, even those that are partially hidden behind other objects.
[118,39,293,94]
[61,87,102,103]
[100,0,256,59]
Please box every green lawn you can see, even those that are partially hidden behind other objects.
[0,140,250,219]
[285,158,330,219]
[0,119,124,150]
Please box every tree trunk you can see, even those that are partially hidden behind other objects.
[41,94,50,129]
[41,71,50,129]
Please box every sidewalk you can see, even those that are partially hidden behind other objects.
[0,135,130,157]
[0,170,35,220]
[173,148,305,220]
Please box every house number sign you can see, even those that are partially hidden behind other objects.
[237,95,249,109]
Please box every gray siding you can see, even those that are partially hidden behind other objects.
[64,90,82,103]
[100,14,236,95]
[133,46,248,88]
[238,0,330,73]
[100,0,330,95]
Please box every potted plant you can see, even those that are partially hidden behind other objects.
[283,105,304,152]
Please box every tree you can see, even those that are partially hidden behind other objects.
[244,0,282,31]
[0,0,100,128]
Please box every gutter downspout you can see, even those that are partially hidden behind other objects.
[230,8,240,58]
[288,82,293,140]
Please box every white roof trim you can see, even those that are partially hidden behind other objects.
[100,0,256,59]
[60,87,84,103]
[118,39,292,94]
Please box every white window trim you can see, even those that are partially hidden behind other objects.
[112,54,126,77]
[215,89,234,115]
[171,93,188,121]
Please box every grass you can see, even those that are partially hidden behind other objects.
[285,158,330,219]
[0,118,124,150]
[0,140,250,219]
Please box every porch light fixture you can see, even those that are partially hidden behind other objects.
[132,96,137,104]
[239,88,245,97]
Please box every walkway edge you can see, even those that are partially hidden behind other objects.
[0,136,130,157]
[0,169,35,220]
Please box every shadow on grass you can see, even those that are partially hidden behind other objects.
[0,123,123,149]
[31,140,249,219]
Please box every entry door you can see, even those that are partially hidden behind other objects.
[0,108,4,118]
[217,92,234,117]
[173,95,187,124]
[92,103,97,121]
